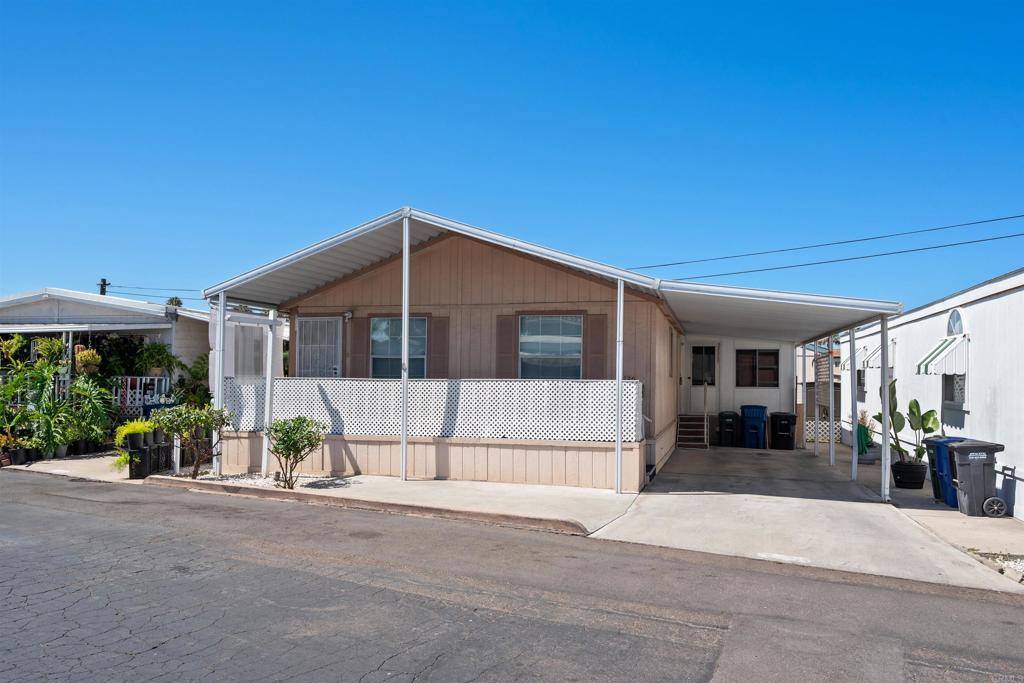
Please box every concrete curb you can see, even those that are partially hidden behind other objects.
[144,475,590,535]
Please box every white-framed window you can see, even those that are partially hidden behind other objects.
[518,315,583,379]
[370,317,426,378]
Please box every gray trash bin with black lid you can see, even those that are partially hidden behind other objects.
[948,439,1007,517]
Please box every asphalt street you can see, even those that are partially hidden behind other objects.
[1,470,1022,682]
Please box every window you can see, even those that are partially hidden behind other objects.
[691,346,715,386]
[295,318,342,378]
[518,315,582,379]
[856,369,866,401]
[736,349,779,387]
[943,373,966,407]
[234,325,265,378]
[947,309,964,336]
[370,317,426,378]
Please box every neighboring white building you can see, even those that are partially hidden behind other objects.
[839,268,1024,520]
[0,288,285,416]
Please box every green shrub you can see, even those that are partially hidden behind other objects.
[265,416,327,489]
[151,405,230,479]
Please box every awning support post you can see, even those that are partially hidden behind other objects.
[261,309,277,476]
[828,335,835,467]
[614,278,624,494]
[813,339,820,457]
[879,316,891,502]
[848,327,858,481]
[400,210,410,481]
[801,344,808,447]
[213,291,226,475]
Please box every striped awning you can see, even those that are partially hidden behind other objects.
[861,339,895,369]
[916,334,968,375]
[841,345,869,370]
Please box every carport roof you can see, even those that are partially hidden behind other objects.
[203,207,902,343]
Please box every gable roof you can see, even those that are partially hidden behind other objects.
[202,207,902,343]
[0,288,209,322]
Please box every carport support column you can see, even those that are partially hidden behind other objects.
[879,316,891,502]
[800,344,808,447]
[828,335,835,467]
[213,291,226,475]
[813,339,820,457]
[261,309,277,476]
[848,327,858,481]
[614,278,624,494]
[400,210,410,481]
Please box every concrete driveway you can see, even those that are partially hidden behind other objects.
[594,446,1023,592]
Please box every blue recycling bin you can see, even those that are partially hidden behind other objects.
[741,405,768,449]
[931,436,964,508]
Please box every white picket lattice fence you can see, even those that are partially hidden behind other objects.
[224,377,644,442]
[804,420,843,443]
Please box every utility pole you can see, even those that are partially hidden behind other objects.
[97,278,108,295]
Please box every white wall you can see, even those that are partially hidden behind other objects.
[682,335,795,415]
[840,271,1024,520]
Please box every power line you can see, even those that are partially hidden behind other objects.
[110,284,201,291]
[672,232,1024,281]
[631,212,1024,270]
[107,289,207,301]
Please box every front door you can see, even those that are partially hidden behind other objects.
[295,317,343,377]
[686,343,719,415]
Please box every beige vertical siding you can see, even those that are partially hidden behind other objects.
[284,234,674,439]
[220,431,644,493]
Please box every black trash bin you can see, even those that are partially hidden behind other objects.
[769,412,796,450]
[718,411,740,447]
[948,439,1007,517]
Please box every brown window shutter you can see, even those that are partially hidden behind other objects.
[495,315,518,378]
[347,318,369,378]
[584,314,608,379]
[427,316,450,378]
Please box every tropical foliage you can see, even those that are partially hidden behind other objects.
[873,379,940,463]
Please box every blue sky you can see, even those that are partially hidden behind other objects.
[1,1,1022,309]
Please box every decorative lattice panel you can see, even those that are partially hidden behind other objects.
[224,378,267,431]
[225,378,643,442]
[804,420,843,443]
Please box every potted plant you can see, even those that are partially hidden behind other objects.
[32,394,72,459]
[75,348,102,375]
[873,380,939,489]
[70,376,113,454]
[113,419,155,479]
[136,343,179,378]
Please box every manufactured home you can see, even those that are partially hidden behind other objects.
[205,208,902,494]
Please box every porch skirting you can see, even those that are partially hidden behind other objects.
[221,432,645,493]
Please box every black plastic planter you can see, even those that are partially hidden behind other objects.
[127,449,150,479]
[891,461,928,489]
[127,433,144,450]
[11,448,26,465]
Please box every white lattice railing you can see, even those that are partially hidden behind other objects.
[224,377,644,442]
[804,420,843,443]
[112,376,171,418]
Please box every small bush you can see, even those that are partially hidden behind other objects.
[266,417,327,490]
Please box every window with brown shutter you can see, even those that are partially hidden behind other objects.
[495,315,518,378]
[427,317,449,378]
[584,314,607,379]
[347,318,369,378]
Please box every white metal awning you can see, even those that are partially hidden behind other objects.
[840,345,870,370]
[916,334,969,375]
[0,323,172,334]
[202,207,902,343]
[861,339,896,369]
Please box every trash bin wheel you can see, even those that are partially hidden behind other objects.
[982,497,1007,518]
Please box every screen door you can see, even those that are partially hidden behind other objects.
[296,318,343,377]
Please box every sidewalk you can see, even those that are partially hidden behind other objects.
[6,454,132,484]
[147,473,637,535]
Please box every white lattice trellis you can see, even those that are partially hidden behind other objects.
[224,378,644,442]
[804,420,842,443]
